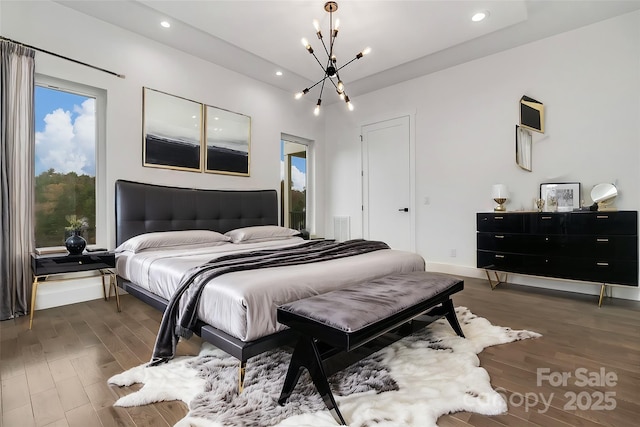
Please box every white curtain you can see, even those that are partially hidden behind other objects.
[1,41,35,320]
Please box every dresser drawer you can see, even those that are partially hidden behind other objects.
[569,211,638,235]
[477,233,529,252]
[477,250,525,271]
[531,213,569,234]
[580,260,638,286]
[477,213,525,233]
[570,235,638,261]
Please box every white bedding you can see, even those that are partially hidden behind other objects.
[116,238,425,341]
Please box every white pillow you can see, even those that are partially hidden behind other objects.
[116,230,230,253]
[225,225,300,243]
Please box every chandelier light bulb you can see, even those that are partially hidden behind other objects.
[301,38,309,47]
[314,105,321,116]
[295,92,303,100]
[337,80,344,93]
[313,19,320,32]
[344,95,353,111]
[362,47,371,55]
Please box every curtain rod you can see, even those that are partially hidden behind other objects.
[1,36,125,79]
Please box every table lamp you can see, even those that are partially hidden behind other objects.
[492,184,508,212]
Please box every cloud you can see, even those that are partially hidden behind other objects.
[291,164,306,191]
[280,160,306,192]
[35,98,96,176]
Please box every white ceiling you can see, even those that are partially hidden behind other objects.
[56,0,640,103]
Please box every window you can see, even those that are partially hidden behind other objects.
[34,77,105,248]
[280,134,312,233]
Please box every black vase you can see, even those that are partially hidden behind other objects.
[65,230,87,255]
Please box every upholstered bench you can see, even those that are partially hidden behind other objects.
[276,271,465,425]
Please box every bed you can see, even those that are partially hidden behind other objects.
[114,180,426,369]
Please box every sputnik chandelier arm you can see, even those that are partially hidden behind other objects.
[294,1,370,115]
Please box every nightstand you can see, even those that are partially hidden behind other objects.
[30,251,120,329]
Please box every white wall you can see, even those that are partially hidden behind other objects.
[324,11,640,301]
[1,0,325,308]
[3,1,639,306]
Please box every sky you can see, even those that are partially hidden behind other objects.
[35,86,96,176]
[280,154,306,191]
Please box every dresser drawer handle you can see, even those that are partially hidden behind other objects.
[596,215,609,219]
[494,235,504,239]
[495,254,505,259]
[596,238,609,243]
[541,216,552,220]
[596,262,609,267]
[494,216,504,220]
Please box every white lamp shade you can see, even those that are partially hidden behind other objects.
[492,184,509,199]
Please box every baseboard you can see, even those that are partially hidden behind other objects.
[426,262,640,302]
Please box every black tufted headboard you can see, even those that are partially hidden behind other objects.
[115,180,278,246]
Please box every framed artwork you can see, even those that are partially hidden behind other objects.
[515,125,532,172]
[143,87,203,172]
[205,105,250,176]
[540,182,581,212]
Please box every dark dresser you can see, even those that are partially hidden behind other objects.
[476,211,638,305]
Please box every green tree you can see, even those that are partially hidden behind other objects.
[35,170,95,247]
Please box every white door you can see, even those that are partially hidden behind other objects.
[362,115,414,251]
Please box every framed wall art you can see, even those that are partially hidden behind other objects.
[205,105,250,176]
[143,87,203,172]
[515,125,532,172]
[540,182,580,212]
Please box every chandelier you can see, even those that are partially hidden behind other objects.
[294,1,370,115]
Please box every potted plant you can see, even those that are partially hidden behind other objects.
[64,215,88,255]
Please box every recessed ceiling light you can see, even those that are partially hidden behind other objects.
[276,71,283,76]
[471,11,489,22]
[160,21,171,28]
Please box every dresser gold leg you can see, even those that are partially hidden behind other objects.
[485,270,507,289]
[598,284,606,307]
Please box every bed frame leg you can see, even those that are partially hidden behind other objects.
[238,361,246,393]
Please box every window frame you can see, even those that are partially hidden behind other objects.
[281,133,314,235]
[34,74,107,250]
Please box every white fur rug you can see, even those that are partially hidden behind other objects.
[108,307,540,427]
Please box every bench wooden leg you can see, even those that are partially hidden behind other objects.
[279,336,347,426]
[443,299,465,338]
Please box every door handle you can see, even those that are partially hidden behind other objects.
[398,208,409,212]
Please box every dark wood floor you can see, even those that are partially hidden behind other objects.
[1,277,638,427]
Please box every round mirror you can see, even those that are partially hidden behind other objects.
[591,183,617,206]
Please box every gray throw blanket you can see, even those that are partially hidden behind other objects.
[150,239,390,364]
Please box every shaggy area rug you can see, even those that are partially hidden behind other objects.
[108,307,540,427]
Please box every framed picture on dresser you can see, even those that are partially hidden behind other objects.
[540,182,580,212]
